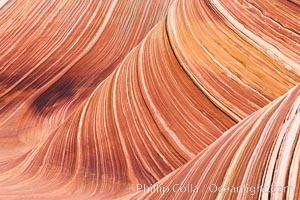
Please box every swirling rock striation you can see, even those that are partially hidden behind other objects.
[0,0,299,199]
[128,84,300,200]
[0,0,175,159]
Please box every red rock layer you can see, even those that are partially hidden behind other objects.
[0,0,174,159]
[0,0,299,199]
[129,84,300,200]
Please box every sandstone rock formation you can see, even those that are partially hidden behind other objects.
[0,0,299,199]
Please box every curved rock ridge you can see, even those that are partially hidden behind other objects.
[127,84,300,200]
[0,0,175,158]
[0,0,299,199]
[166,0,299,121]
